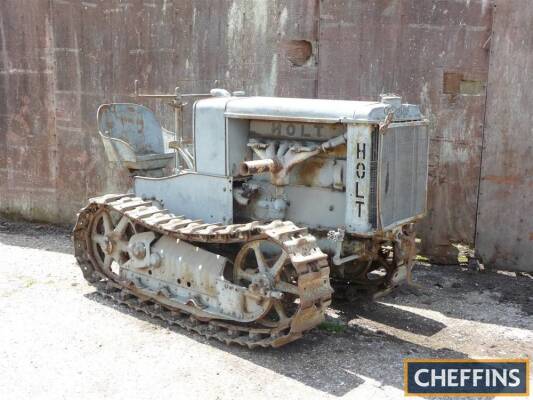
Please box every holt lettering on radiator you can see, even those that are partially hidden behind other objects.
[345,124,372,233]
[355,141,366,218]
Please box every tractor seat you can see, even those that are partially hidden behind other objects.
[97,103,175,171]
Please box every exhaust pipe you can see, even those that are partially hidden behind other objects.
[239,159,281,176]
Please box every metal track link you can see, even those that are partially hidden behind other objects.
[73,193,332,348]
[95,283,300,349]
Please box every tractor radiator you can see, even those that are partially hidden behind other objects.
[377,124,429,229]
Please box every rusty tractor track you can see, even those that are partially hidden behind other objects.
[73,193,332,348]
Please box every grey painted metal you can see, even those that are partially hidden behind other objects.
[226,118,252,177]
[191,93,427,234]
[97,104,175,170]
[119,93,429,238]
[134,173,233,224]
[283,185,346,229]
[345,124,373,233]
[379,124,429,231]
[122,235,270,322]
[224,96,423,124]
[193,97,235,176]
[250,120,346,140]
[242,180,346,230]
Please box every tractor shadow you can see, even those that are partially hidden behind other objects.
[336,299,447,336]
[85,290,467,397]
[386,263,533,329]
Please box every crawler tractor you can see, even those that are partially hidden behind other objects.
[73,86,429,347]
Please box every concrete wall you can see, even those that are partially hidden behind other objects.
[475,0,533,272]
[0,0,508,265]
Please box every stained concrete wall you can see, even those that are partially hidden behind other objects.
[475,0,533,272]
[0,0,503,264]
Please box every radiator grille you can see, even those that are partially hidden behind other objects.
[379,125,428,229]
[369,128,379,228]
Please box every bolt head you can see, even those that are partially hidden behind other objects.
[103,236,114,254]
[131,242,146,259]
[149,253,161,268]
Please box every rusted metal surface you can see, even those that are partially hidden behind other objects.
[243,131,347,185]
[73,193,332,347]
[475,1,533,272]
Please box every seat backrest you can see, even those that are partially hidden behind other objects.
[97,103,165,155]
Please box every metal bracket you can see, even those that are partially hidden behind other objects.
[379,108,395,133]
[328,227,361,266]
[125,231,161,270]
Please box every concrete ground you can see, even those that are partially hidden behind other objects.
[0,218,531,400]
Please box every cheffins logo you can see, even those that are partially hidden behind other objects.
[404,359,529,396]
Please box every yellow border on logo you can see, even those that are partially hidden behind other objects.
[403,358,530,397]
